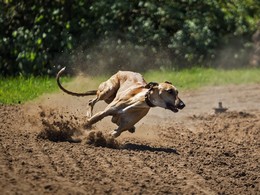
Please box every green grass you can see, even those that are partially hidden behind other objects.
[0,76,70,104]
[0,68,259,104]
[144,68,260,90]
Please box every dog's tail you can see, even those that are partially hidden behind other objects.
[56,67,97,96]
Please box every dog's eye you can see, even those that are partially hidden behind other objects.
[167,89,175,94]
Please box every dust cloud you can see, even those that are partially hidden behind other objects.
[53,38,173,77]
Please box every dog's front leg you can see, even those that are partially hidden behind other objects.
[110,116,134,138]
[84,109,111,129]
[110,107,150,137]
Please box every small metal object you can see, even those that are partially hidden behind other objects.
[214,101,228,114]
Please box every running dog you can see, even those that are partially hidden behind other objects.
[56,67,185,137]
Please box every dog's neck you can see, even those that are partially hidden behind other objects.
[144,89,156,107]
[144,87,169,109]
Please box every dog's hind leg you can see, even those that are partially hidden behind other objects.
[86,97,99,117]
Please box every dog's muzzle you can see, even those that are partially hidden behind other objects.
[166,99,185,113]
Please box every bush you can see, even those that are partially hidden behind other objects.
[1,0,259,76]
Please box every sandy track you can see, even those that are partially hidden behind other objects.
[0,84,259,194]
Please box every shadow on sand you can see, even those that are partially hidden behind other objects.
[121,143,180,155]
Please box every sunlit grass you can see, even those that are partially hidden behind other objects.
[1,68,259,104]
[144,68,260,90]
[0,76,70,104]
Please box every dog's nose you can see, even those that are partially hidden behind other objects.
[177,101,185,109]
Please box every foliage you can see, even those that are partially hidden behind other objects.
[0,0,260,76]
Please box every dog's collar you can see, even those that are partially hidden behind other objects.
[145,89,156,107]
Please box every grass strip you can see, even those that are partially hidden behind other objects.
[144,68,260,89]
[0,76,70,104]
[1,68,259,104]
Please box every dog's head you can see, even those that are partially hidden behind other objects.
[145,81,185,112]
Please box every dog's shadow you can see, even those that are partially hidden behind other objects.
[121,143,180,155]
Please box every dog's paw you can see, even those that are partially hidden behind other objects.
[86,112,92,118]
[83,123,92,130]
[86,108,92,118]
[128,127,136,133]
[110,130,121,138]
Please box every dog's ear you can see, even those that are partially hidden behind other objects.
[145,82,159,89]
[165,81,172,85]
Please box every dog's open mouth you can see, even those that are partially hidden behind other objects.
[166,101,185,113]
[166,103,179,113]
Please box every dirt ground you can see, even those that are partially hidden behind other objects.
[0,83,259,194]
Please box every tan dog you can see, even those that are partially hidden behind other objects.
[56,67,185,137]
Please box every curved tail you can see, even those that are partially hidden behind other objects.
[56,67,97,96]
